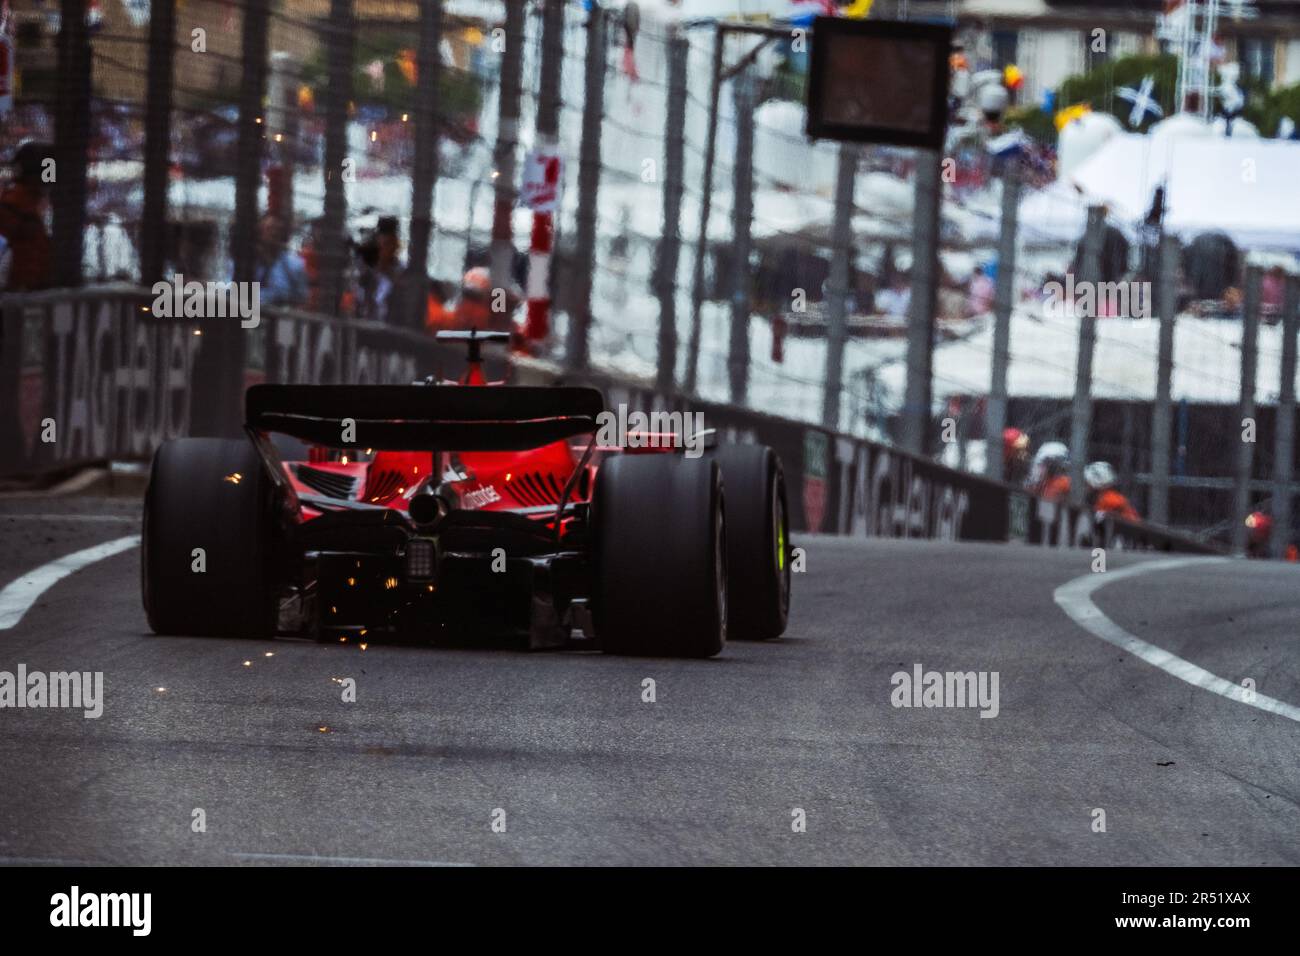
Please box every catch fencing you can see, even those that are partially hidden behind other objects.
[2,1,1283,552]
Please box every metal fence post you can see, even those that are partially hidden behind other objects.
[1068,206,1106,508]
[193,0,269,439]
[490,1,526,293]
[653,31,689,392]
[319,0,354,317]
[1231,266,1262,554]
[526,0,565,341]
[727,70,756,406]
[407,0,445,290]
[1149,234,1180,526]
[684,24,725,396]
[822,143,857,431]
[984,162,1020,482]
[52,0,91,288]
[140,0,176,286]
[1271,274,1299,558]
[564,2,607,372]
[266,52,300,232]
[231,0,270,286]
[534,0,565,147]
[901,149,942,455]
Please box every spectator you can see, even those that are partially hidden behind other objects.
[0,142,54,291]
[850,270,875,317]
[875,272,911,318]
[1084,461,1140,522]
[1003,427,1031,486]
[1222,284,1243,316]
[1028,441,1071,502]
[298,219,358,316]
[355,216,404,323]
[1070,218,1130,285]
[966,264,995,316]
[300,218,324,311]
[254,213,309,307]
[1261,265,1286,318]
[1182,231,1240,303]
[1137,185,1165,283]
[426,267,521,334]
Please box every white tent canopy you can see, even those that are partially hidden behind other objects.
[1067,131,1300,252]
[875,307,1298,406]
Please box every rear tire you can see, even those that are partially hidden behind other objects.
[710,444,790,640]
[142,437,279,638]
[592,454,726,658]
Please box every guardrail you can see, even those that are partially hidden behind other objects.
[1,285,1221,556]
[516,361,1223,555]
[0,285,480,476]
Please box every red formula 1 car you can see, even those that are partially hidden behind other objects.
[141,332,790,657]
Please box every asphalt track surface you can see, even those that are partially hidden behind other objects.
[0,496,1297,866]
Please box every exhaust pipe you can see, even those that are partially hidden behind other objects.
[408,487,451,529]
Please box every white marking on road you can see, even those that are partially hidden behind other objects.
[0,535,140,630]
[231,852,473,867]
[1054,556,1300,724]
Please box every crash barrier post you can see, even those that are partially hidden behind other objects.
[683,23,725,397]
[821,143,857,433]
[1067,206,1107,509]
[405,0,446,313]
[319,0,357,320]
[653,32,689,393]
[1231,266,1262,555]
[564,1,608,373]
[984,161,1020,483]
[1274,276,1300,559]
[490,0,527,295]
[901,149,944,458]
[1149,234,1181,527]
[52,0,92,289]
[139,0,177,287]
[727,69,756,407]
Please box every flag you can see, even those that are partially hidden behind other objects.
[1054,103,1091,131]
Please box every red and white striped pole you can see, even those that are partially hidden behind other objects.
[524,151,560,341]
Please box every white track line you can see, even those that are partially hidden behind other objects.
[0,535,140,631]
[1053,556,1300,724]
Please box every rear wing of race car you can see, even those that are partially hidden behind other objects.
[246,383,605,451]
